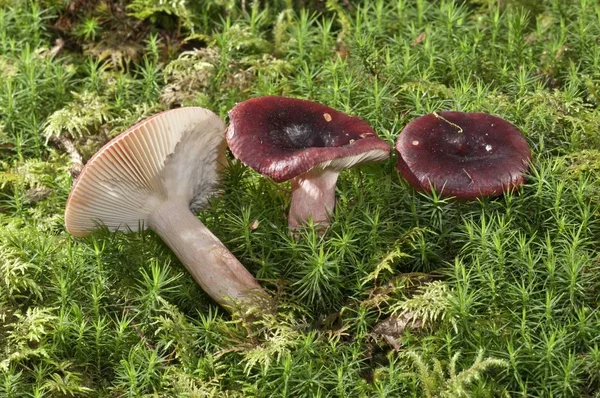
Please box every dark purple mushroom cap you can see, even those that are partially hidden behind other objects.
[226,96,390,182]
[396,111,531,199]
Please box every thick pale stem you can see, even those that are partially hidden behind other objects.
[148,199,266,310]
[288,168,340,230]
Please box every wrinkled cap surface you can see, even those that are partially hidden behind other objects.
[396,111,531,199]
[65,107,226,237]
[226,96,390,182]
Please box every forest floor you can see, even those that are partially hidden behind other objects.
[2,0,600,396]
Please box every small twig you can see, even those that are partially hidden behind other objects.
[411,31,426,47]
[39,38,64,59]
[433,111,463,134]
[49,135,84,181]
[341,0,355,12]
[462,168,474,184]
[124,20,145,42]
[123,306,156,352]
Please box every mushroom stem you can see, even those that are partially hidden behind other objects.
[148,198,266,309]
[288,168,340,230]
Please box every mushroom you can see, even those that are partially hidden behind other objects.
[396,111,531,199]
[65,107,267,311]
[226,96,390,230]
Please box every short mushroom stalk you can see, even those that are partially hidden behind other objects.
[288,167,339,229]
[148,198,263,307]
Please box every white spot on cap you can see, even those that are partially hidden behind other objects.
[412,140,419,145]
[323,113,332,122]
[485,144,492,152]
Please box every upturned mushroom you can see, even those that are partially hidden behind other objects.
[65,107,267,311]
[226,96,390,230]
[396,111,531,199]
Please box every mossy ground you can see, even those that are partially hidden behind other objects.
[2,0,600,396]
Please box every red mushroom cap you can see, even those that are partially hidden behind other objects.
[396,111,531,199]
[226,96,390,182]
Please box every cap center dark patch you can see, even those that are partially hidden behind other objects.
[267,111,354,149]
[279,124,338,148]
[439,132,496,161]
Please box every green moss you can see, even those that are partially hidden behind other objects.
[564,150,600,178]
[2,0,600,396]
